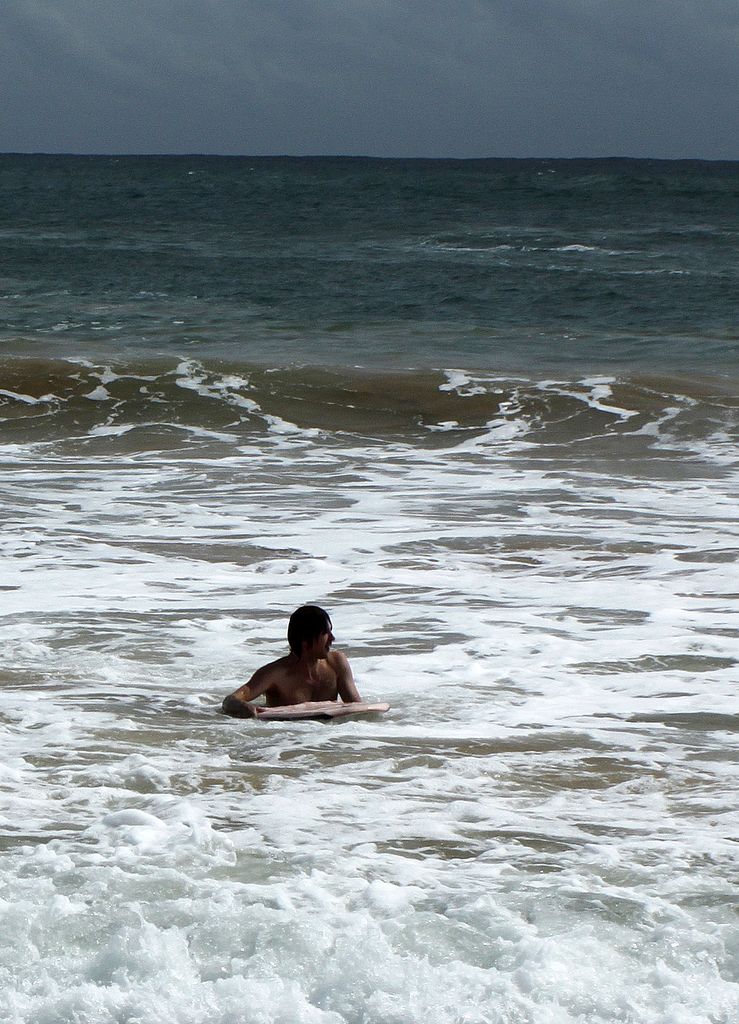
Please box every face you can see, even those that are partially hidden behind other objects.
[308,627,334,657]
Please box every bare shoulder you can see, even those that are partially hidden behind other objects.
[326,649,351,674]
[227,655,291,702]
[251,655,292,681]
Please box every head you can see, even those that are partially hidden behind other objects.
[287,605,333,657]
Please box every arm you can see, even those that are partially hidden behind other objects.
[221,667,274,718]
[332,651,362,703]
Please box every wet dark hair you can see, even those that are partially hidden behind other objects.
[287,605,332,656]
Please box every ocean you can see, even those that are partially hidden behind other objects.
[1,155,737,1023]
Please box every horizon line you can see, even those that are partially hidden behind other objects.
[1,151,737,164]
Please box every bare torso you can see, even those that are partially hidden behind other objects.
[222,648,361,718]
[260,653,343,706]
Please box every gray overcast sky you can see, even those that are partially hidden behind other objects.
[2,0,737,158]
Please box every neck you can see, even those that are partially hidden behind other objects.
[292,649,320,674]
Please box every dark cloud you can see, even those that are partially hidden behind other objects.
[1,0,737,157]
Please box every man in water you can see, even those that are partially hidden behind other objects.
[221,605,362,718]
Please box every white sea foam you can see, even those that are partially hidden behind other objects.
[535,379,639,419]
[0,372,737,1023]
[439,370,488,395]
[0,388,57,405]
[84,385,111,401]
[171,359,321,436]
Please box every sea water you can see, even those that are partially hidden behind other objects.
[0,156,737,1023]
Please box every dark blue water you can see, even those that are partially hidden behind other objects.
[1,155,737,374]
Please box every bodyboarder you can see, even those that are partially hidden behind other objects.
[221,605,362,718]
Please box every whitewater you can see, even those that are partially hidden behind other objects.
[1,356,737,1023]
[1,155,738,1022]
